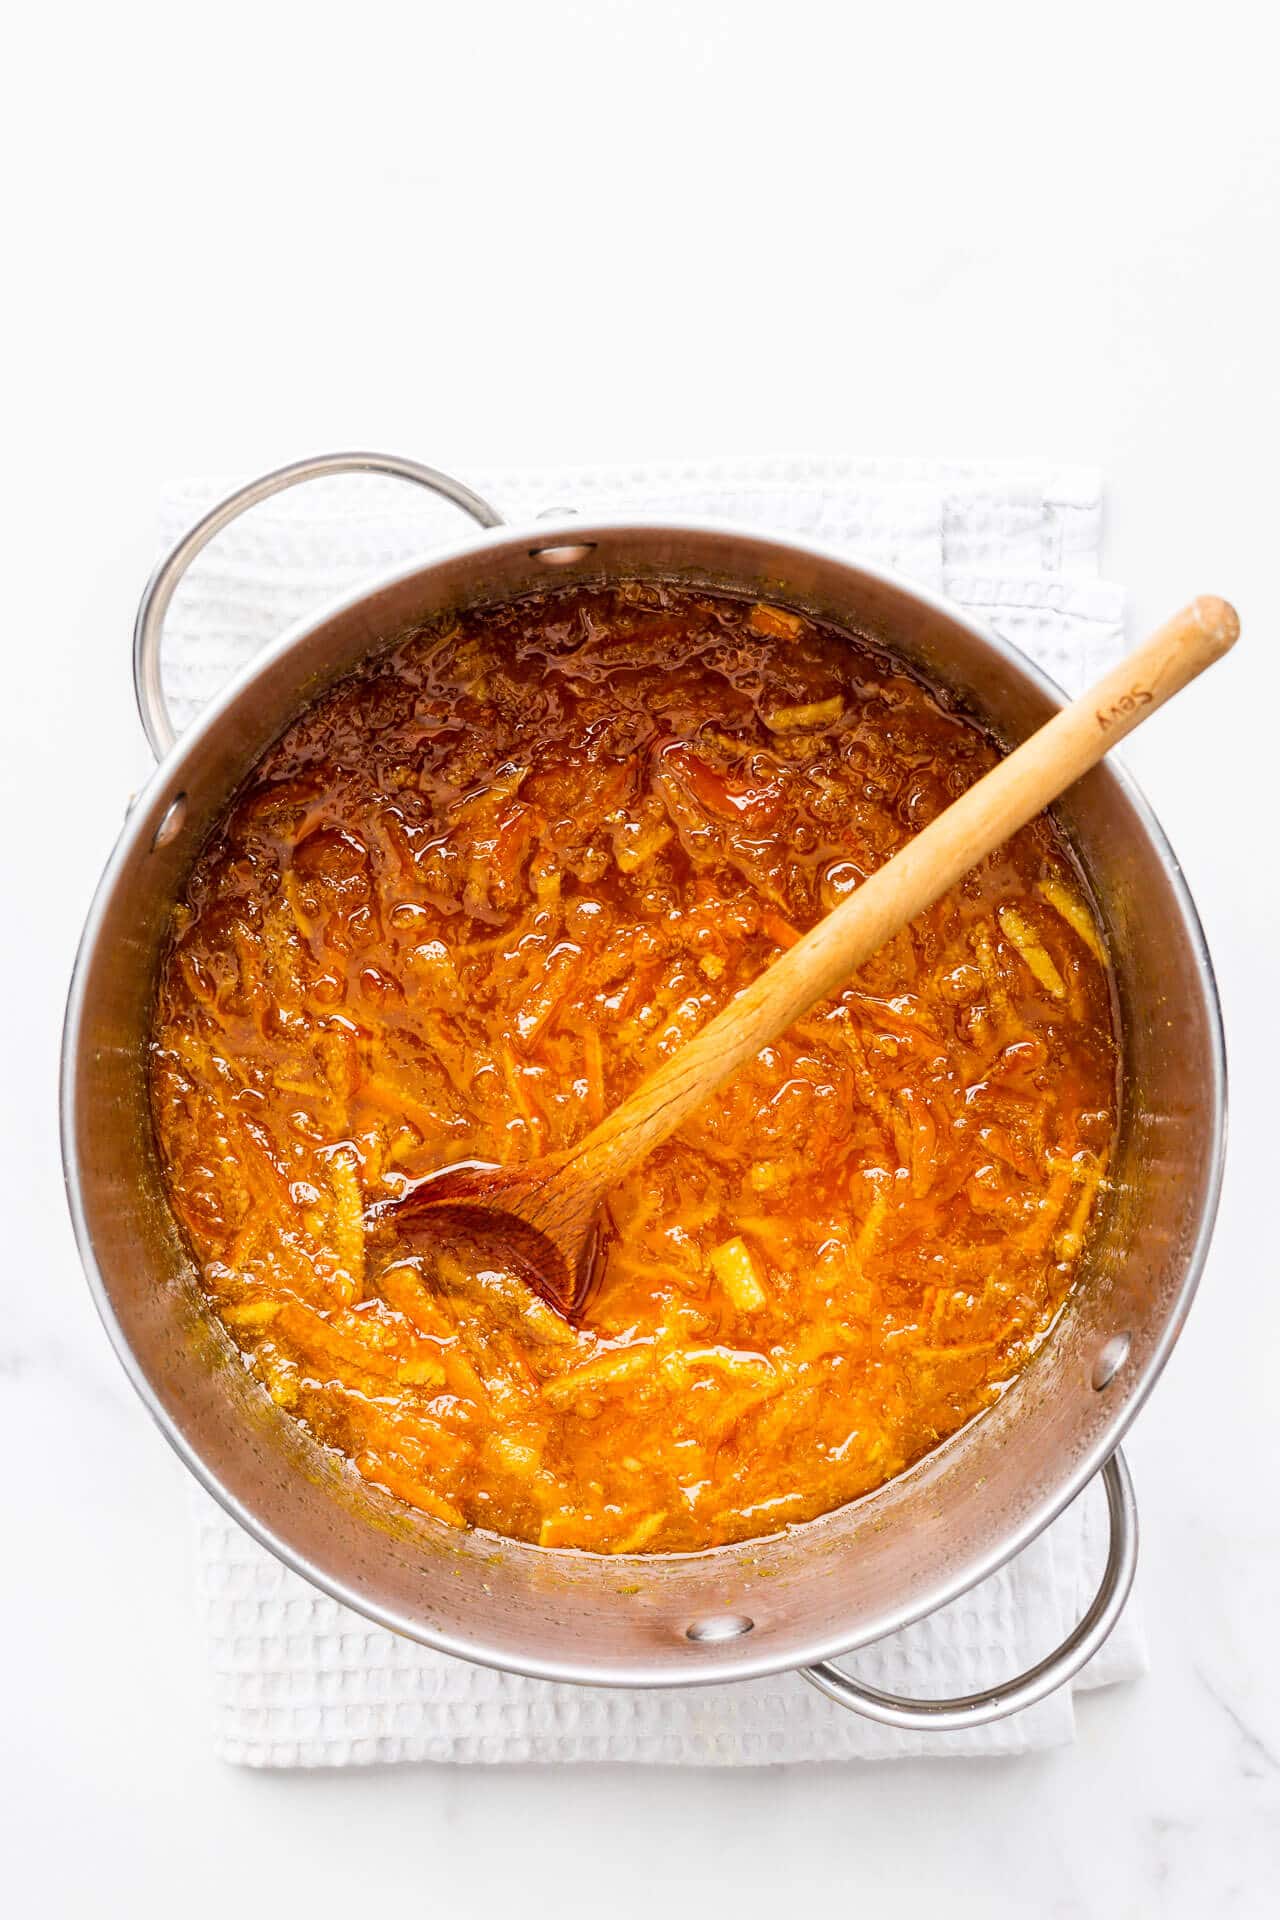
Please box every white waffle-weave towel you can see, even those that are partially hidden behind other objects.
[161,455,1143,1766]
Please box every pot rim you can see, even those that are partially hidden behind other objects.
[60,512,1228,1687]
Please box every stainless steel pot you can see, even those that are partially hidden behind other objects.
[61,452,1226,1732]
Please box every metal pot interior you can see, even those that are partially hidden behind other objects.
[62,522,1224,1686]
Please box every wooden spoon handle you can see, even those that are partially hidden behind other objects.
[561,596,1239,1200]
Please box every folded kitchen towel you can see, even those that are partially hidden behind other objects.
[160,455,1143,1766]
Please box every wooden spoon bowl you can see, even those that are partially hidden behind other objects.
[367,1154,591,1309]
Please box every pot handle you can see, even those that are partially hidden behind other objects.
[132,451,506,759]
[800,1448,1137,1732]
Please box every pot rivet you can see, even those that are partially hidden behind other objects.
[529,541,597,566]
[1091,1332,1131,1391]
[685,1614,754,1642]
[151,793,188,850]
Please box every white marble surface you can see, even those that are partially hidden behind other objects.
[5,2,1278,1913]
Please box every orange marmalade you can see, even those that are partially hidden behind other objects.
[149,585,1117,1553]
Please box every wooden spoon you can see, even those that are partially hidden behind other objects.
[370,596,1239,1318]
